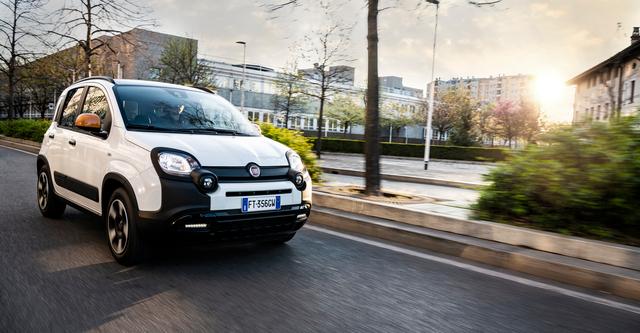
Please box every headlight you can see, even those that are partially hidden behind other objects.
[157,152,200,176]
[286,150,305,173]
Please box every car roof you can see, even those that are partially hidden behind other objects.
[71,77,209,94]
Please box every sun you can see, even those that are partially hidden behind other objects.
[534,73,565,104]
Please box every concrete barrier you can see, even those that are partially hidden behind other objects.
[313,192,640,272]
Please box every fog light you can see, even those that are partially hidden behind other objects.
[198,173,218,192]
[294,173,304,186]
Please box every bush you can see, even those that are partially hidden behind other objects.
[307,138,508,162]
[0,119,51,142]
[259,123,321,182]
[474,116,640,245]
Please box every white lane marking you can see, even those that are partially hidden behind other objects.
[305,224,640,315]
[0,143,38,156]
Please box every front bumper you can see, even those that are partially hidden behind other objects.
[137,177,311,241]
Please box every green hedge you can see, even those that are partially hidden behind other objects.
[259,123,321,182]
[474,116,640,245]
[0,119,51,142]
[310,138,508,162]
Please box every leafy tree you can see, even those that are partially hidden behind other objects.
[437,88,478,146]
[0,0,47,119]
[492,100,525,148]
[431,89,462,141]
[158,38,212,86]
[381,102,414,142]
[326,95,364,134]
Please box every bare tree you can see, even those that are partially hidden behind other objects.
[273,62,307,128]
[0,0,46,119]
[268,0,503,195]
[49,0,154,77]
[299,22,353,157]
[158,38,212,86]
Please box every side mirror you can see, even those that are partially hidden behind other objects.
[75,113,101,132]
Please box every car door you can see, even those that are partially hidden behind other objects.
[48,86,86,201]
[65,85,114,214]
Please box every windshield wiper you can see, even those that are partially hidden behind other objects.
[127,124,195,133]
[186,128,243,135]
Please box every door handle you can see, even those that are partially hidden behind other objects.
[68,139,76,146]
[48,133,55,139]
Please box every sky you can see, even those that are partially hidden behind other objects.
[45,0,640,123]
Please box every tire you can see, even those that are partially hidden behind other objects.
[106,188,145,266]
[37,165,66,218]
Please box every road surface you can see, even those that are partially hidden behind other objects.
[1,145,639,332]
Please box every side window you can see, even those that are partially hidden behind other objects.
[81,86,112,131]
[59,88,84,128]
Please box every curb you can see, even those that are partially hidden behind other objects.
[0,136,41,154]
[321,167,485,190]
[322,152,499,166]
[310,206,640,301]
[312,192,640,272]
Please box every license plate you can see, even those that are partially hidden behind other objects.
[241,196,281,213]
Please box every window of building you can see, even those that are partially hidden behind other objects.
[596,105,601,120]
[604,103,609,120]
[631,80,636,104]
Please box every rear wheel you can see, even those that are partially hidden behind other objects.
[37,165,66,218]
[106,188,145,266]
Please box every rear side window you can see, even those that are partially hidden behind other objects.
[59,88,84,128]
[81,86,112,131]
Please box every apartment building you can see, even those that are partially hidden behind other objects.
[567,27,640,123]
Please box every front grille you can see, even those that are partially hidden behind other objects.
[203,166,290,183]
[226,189,292,197]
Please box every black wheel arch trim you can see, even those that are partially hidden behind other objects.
[102,173,139,212]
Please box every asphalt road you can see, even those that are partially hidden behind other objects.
[1,145,640,332]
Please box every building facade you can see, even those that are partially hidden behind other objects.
[426,74,536,106]
[568,27,640,123]
[204,59,426,138]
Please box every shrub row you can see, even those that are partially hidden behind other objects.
[309,138,508,162]
[474,116,640,245]
[0,119,51,142]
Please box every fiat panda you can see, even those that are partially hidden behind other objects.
[37,77,312,265]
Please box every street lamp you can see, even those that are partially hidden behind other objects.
[236,41,247,116]
[424,0,439,170]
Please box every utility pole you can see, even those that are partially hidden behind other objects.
[424,0,440,170]
[236,41,247,116]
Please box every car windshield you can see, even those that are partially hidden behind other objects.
[114,85,259,136]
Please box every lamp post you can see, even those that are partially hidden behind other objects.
[236,41,247,116]
[424,0,440,170]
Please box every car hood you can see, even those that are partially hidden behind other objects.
[125,131,290,167]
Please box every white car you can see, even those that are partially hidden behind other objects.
[37,77,312,265]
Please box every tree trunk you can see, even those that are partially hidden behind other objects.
[364,0,380,196]
[315,89,325,158]
[85,0,93,77]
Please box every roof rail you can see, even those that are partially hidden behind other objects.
[193,86,216,94]
[74,76,116,84]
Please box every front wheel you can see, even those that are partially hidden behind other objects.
[37,166,66,218]
[106,188,145,266]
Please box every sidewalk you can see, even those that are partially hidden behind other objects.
[319,153,495,188]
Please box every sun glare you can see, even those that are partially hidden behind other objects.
[535,73,565,104]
